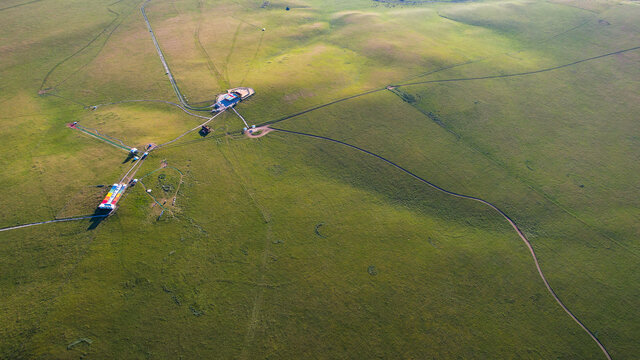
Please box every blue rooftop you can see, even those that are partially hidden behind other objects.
[218,93,240,108]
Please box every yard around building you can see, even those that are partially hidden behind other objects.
[0,0,639,358]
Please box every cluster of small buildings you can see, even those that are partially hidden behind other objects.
[94,89,254,213]
[129,147,150,161]
[212,87,255,112]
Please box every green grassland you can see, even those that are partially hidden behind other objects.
[1,0,638,358]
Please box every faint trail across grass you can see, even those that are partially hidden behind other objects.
[92,99,210,119]
[240,31,264,86]
[39,0,133,92]
[270,127,612,360]
[398,59,480,83]
[42,93,89,107]
[73,123,132,151]
[218,140,273,359]
[195,0,229,90]
[0,215,108,233]
[141,0,213,111]
[0,0,42,12]
[259,88,387,126]
[53,4,135,90]
[155,109,224,149]
[394,46,640,87]
[223,22,243,86]
[260,45,640,128]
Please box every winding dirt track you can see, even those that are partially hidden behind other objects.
[270,127,612,360]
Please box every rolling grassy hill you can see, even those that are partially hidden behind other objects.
[1,0,638,358]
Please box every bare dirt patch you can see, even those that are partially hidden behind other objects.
[245,126,274,138]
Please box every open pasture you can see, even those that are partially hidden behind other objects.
[1,0,638,358]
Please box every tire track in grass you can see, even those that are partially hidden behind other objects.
[155,109,224,149]
[538,18,592,45]
[239,30,264,86]
[230,15,262,30]
[92,99,210,119]
[394,45,640,87]
[194,0,229,90]
[255,45,640,261]
[141,0,214,111]
[39,1,130,92]
[217,139,273,360]
[53,3,136,90]
[42,92,89,107]
[229,12,265,86]
[41,0,136,91]
[550,1,603,15]
[223,22,243,86]
[397,18,591,84]
[399,59,480,83]
[388,88,640,258]
[259,88,387,126]
[396,10,598,85]
[0,0,42,12]
[259,46,640,128]
[270,127,612,360]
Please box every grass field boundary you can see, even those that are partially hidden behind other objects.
[270,127,612,360]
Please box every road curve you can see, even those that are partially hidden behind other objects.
[270,127,612,360]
